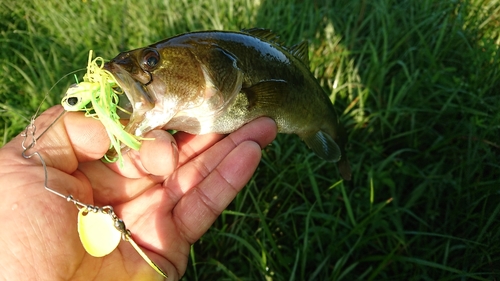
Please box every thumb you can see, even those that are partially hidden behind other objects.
[5,106,111,174]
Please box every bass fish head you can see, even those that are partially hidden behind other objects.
[106,48,158,88]
[104,44,210,137]
[104,47,165,135]
[104,36,246,138]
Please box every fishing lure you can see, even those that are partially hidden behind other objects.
[61,50,141,164]
[20,117,168,278]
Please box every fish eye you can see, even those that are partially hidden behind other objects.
[142,49,160,71]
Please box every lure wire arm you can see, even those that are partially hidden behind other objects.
[20,111,88,208]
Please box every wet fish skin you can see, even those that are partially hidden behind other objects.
[104,28,351,180]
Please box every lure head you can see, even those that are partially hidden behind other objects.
[62,82,99,111]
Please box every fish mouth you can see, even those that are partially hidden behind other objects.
[103,61,155,119]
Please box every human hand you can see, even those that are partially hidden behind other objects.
[0,105,277,280]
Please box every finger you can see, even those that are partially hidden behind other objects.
[0,105,109,206]
[140,130,178,176]
[104,129,178,178]
[164,117,277,200]
[174,132,225,166]
[174,117,276,165]
[226,117,277,149]
[174,141,263,243]
[63,109,111,162]
[82,130,178,205]
[4,106,110,174]
[0,105,109,215]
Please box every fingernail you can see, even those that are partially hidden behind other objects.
[171,141,179,168]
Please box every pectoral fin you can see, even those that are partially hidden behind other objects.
[302,130,341,162]
[242,80,288,109]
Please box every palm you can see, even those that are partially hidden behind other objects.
[0,106,276,280]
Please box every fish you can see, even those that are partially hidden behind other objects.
[103,28,352,180]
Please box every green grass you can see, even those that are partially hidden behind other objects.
[1,0,500,280]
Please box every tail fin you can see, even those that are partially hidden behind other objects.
[302,130,341,162]
[302,129,352,181]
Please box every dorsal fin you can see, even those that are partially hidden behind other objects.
[241,28,284,45]
[289,40,310,66]
[242,28,310,66]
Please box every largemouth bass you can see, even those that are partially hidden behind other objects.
[104,28,351,180]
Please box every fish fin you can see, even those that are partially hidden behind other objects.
[289,41,310,66]
[302,130,341,162]
[241,28,285,45]
[242,28,309,66]
[242,80,288,109]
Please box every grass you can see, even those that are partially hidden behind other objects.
[1,0,500,280]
